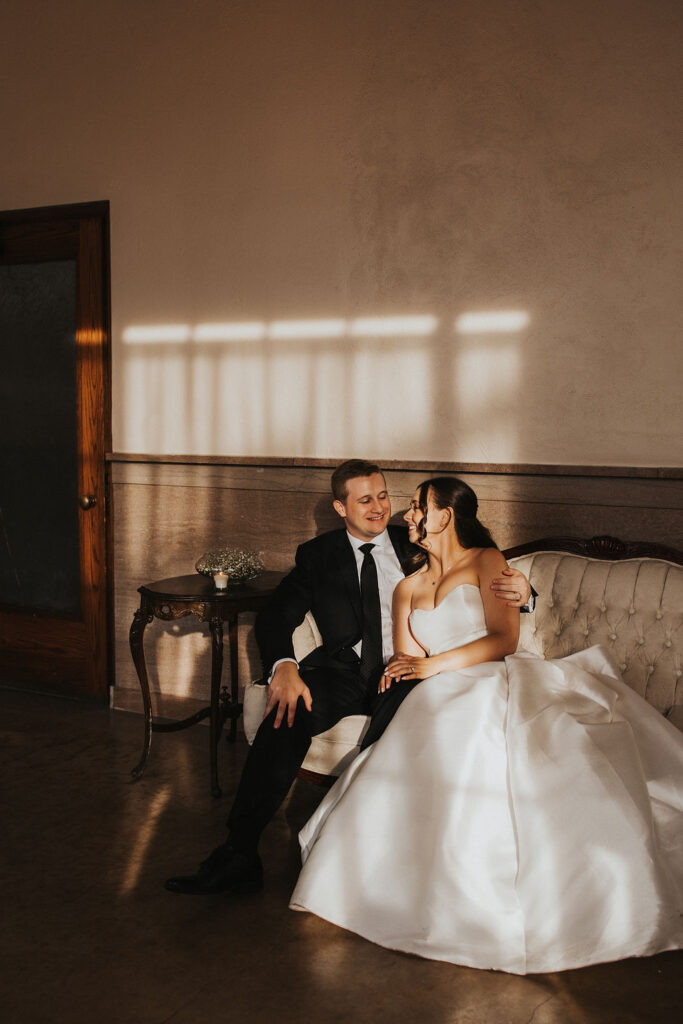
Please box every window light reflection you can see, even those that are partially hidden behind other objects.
[119,785,171,896]
[268,319,346,340]
[123,315,440,344]
[350,315,438,337]
[194,322,266,341]
[457,344,520,460]
[455,311,529,333]
[123,325,191,343]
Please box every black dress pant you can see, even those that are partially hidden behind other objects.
[227,664,423,852]
[227,664,366,852]
[360,676,422,749]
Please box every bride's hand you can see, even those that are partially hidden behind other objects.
[379,652,413,692]
[379,653,436,690]
[378,655,400,692]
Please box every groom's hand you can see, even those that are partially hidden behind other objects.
[266,661,313,728]
[490,567,531,608]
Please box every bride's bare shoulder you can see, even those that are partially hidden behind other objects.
[474,547,508,576]
[395,567,427,598]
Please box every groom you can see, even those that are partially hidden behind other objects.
[165,459,533,896]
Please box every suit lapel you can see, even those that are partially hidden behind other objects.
[330,527,416,635]
[333,530,362,629]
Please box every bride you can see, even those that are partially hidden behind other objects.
[290,477,683,974]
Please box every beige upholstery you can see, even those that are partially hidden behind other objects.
[242,549,683,780]
[242,612,371,776]
[509,552,683,716]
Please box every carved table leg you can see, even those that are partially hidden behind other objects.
[209,615,224,798]
[129,604,154,780]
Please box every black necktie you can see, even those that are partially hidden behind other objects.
[359,543,383,683]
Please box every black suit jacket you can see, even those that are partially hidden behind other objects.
[255,525,417,679]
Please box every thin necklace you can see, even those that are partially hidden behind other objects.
[431,562,455,585]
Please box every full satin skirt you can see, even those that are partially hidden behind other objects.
[290,647,683,974]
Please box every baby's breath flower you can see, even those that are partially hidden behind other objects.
[195,547,264,582]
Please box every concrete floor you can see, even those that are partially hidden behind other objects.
[1,687,681,1024]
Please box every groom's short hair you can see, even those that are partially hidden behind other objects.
[331,459,384,501]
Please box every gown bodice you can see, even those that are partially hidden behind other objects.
[409,584,488,655]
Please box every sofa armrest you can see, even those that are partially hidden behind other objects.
[243,611,324,743]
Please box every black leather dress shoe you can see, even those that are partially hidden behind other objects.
[165,843,263,895]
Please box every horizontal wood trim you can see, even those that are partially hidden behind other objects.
[0,200,110,224]
[109,462,683,511]
[106,453,682,480]
[0,221,79,262]
[0,611,86,650]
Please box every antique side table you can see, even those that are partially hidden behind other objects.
[129,570,285,796]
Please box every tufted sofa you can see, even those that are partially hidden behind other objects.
[242,536,683,782]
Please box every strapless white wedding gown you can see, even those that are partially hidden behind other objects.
[290,585,683,974]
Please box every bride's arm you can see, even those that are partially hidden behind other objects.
[391,577,425,656]
[388,550,519,681]
[378,578,425,692]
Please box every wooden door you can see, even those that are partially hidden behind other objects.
[0,202,111,699]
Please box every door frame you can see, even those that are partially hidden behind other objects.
[0,200,112,700]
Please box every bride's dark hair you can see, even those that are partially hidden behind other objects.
[406,476,497,573]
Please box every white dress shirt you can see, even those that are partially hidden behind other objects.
[345,529,404,664]
[269,528,405,681]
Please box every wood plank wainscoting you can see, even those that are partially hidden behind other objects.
[107,455,683,724]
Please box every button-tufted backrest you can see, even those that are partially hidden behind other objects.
[508,551,683,716]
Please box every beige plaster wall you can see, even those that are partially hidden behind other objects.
[2,0,681,465]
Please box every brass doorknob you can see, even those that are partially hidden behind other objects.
[79,494,97,510]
